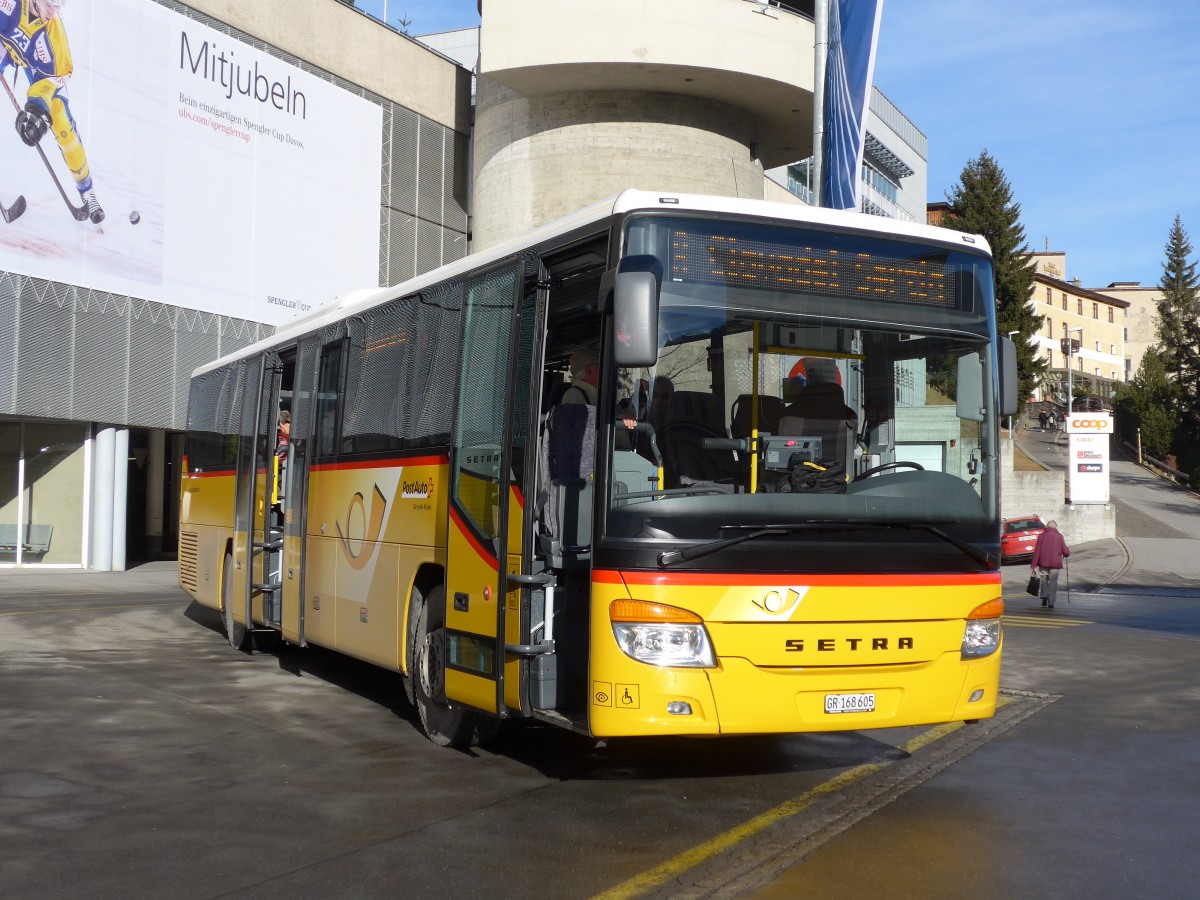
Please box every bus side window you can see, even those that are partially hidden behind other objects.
[315,341,343,458]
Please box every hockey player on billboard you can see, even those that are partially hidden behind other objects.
[0,0,104,223]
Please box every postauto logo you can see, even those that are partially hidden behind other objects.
[1067,413,1113,434]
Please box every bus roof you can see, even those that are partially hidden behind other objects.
[192,190,990,378]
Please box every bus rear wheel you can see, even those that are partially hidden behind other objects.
[411,583,497,748]
[221,551,250,651]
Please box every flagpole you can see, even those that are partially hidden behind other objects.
[812,0,829,207]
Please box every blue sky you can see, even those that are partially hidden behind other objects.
[360,0,1197,289]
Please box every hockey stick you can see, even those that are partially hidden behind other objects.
[0,190,25,223]
[1,70,89,222]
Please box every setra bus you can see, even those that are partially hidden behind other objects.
[180,190,1018,747]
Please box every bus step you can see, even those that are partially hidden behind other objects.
[252,540,283,551]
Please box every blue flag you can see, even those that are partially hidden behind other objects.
[821,0,884,210]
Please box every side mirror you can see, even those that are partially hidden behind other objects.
[956,352,985,422]
[613,270,658,368]
[997,336,1019,416]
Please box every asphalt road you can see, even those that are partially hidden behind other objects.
[2,433,1197,898]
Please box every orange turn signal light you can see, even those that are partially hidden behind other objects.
[609,600,702,624]
[968,597,1005,620]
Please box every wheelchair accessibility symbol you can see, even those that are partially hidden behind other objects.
[593,682,640,708]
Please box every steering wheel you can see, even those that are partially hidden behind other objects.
[854,461,924,481]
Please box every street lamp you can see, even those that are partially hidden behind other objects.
[1063,327,1083,417]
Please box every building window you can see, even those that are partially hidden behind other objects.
[1092,302,1099,319]
[1095,368,1101,376]
[1047,320,1054,338]
[1048,348,1054,367]
[1124,327,1128,340]
[1110,344,1116,355]
[1108,307,1114,323]
[1045,286,1051,304]
[1076,298,1083,315]
[1112,370,1118,380]
[1062,293,1068,310]
[1078,357,1084,370]
[1095,340,1101,352]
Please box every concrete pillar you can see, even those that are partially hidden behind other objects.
[112,428,129,572]
[146,429,166,560]
[92,426,114,572]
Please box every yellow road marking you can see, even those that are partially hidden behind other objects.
[1005,613,1092,628]
[0,601,182,616]
[591,702,1013,900]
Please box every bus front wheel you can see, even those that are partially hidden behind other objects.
[221,551,250,651]
[411,583,497,748]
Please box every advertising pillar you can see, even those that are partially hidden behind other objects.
[1067,412,1114,505]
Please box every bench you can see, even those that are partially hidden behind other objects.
[0,523,54,556]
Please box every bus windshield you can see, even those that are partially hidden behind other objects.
[605,214,999,554]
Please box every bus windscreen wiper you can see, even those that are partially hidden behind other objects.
[657,520,996,569]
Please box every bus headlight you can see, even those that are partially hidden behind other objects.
[610,600,716,668]
[961,597,1004,659]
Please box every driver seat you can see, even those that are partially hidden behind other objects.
[776,383,857,469]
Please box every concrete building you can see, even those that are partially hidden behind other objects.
[3,0,928,568]
[1093,281,1161,381]
[1028,252,1129,404]
[1,0,470,568]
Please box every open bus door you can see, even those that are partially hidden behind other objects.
[229,350,287,648]
[439,259,540,727]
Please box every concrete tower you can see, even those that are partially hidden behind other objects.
[472,0,815,248]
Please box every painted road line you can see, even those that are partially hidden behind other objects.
[1006,613,1092,629]
[593,692,1057,900]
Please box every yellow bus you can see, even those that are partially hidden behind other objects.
[180,190,1017,747]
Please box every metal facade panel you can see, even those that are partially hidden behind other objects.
[16,288,76,419]
[390,106,420,217]
[416,218,443,276]
[126,302,177,428]
[417,118,446,227]
[0,272,19,412]
[386,209,418,286]
[73,294,131,423]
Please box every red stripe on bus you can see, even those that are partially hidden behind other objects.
[310,454,447,472]
[450,505,499,569]
[594,570,1001,587]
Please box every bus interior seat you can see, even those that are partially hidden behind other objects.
[664,391,737,489]
[731,393,786,475]
[538,402,595,568]
[730,394,786,439]
[776,383,857,468]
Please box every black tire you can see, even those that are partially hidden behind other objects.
[411,583,499,748]
[221,551,251,651]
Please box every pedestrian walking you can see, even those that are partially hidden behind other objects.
[1031,520,1070,608]
[1038,411,1047,430]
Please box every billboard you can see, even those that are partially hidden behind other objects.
[0,0,383,325]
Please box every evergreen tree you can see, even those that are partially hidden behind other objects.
[1153,215,1200,439]
[1114,347,1178,459]
[942,151,1043,411]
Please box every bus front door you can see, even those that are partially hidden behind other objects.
[444,261,533,717]
[230,351,285,647]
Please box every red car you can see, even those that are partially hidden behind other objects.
[1001,516,1046,563]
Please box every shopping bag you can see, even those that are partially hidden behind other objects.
[1025,574,1042,597]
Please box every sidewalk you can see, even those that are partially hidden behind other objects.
[0,560,182,598]
[1004,422,1128,594]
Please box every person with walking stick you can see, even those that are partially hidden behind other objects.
[1031,520,1070,609]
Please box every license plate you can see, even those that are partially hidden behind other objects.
[825,692,876,714]
[1020,535,1036,542]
